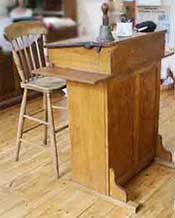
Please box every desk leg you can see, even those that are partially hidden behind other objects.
[156,134,175,170]
[156,134,173,162]
[109,168,128,202]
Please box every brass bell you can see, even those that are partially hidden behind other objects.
[97,3,115,43]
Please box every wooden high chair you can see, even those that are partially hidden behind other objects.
[4,21,68,178]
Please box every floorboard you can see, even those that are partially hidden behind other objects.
[0,90,175,217]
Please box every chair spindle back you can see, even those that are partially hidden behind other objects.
[4,21,49,83]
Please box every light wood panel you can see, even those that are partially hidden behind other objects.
[67,81,108,194]
[49,47,112,74]
[108,75,137,186]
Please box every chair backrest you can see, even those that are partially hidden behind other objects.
[4,21,49,83]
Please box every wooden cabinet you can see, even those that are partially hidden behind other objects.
[43,0,62,11]
[34,0,78,42]
[47,0,78,42]
[64,0,77,21]
[0,51,22,109]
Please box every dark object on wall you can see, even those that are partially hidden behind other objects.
[24,0,62,11]
[44,0,62,11]
[24,0,36,8]
[33,0,78,43]
[136,21,157,32]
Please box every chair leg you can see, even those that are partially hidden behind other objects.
[15,88,28,161]
[43,93,48,145]
[47,93,59,178]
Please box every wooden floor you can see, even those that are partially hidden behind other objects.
[0,90,175,218]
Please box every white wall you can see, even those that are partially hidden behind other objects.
[78,0,175,46]
[0,0,15,17]
[77,0,104,38]
[0,0,8,16]
[136,0,175,46]
[164,0,175,46]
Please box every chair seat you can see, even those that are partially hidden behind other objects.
[21,76,66,92]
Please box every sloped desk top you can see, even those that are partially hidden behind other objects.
[46,30,165,49]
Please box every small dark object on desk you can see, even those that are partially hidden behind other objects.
[136,21,157,33]
[97,3,114,43]
[12,16,38,23]
[46,41,104,53]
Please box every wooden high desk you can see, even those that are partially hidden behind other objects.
[43,31,173,203]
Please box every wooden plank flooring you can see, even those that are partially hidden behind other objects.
[0,90,175,218]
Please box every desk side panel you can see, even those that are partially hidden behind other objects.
[108,62,161,191]
[67,81,108,194]
[108,76,137,187]
[137,63,158,170]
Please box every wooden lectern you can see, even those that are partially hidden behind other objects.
[38,31,173,203]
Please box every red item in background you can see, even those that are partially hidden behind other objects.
[47,23,54,31]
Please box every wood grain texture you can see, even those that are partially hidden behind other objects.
[107,61,172,199]
[33,66,113,84]
[47,31,172,202]
[109,169,128,202]
[107,76,137,186]
[67,81,108,194]
[0,93,175,217]
[49,31,165,77]
[49,47,112,74]
[137,64,158,170]
[155,63,173,162]
[110,31,165,77]
[156,135,173,162]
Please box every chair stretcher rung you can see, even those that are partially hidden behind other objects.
[23,123,43,134]
[55,124,69,133]
[52,105,67,110]
[24,115,48,125]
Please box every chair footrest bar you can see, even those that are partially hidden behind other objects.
[23,123,43,134]
[52,105,67,110]
[24,115,48,125]
[55,124,69,133]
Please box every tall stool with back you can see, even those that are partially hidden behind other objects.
[4,21,68,178]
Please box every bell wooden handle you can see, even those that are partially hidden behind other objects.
[102,3,109,26]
